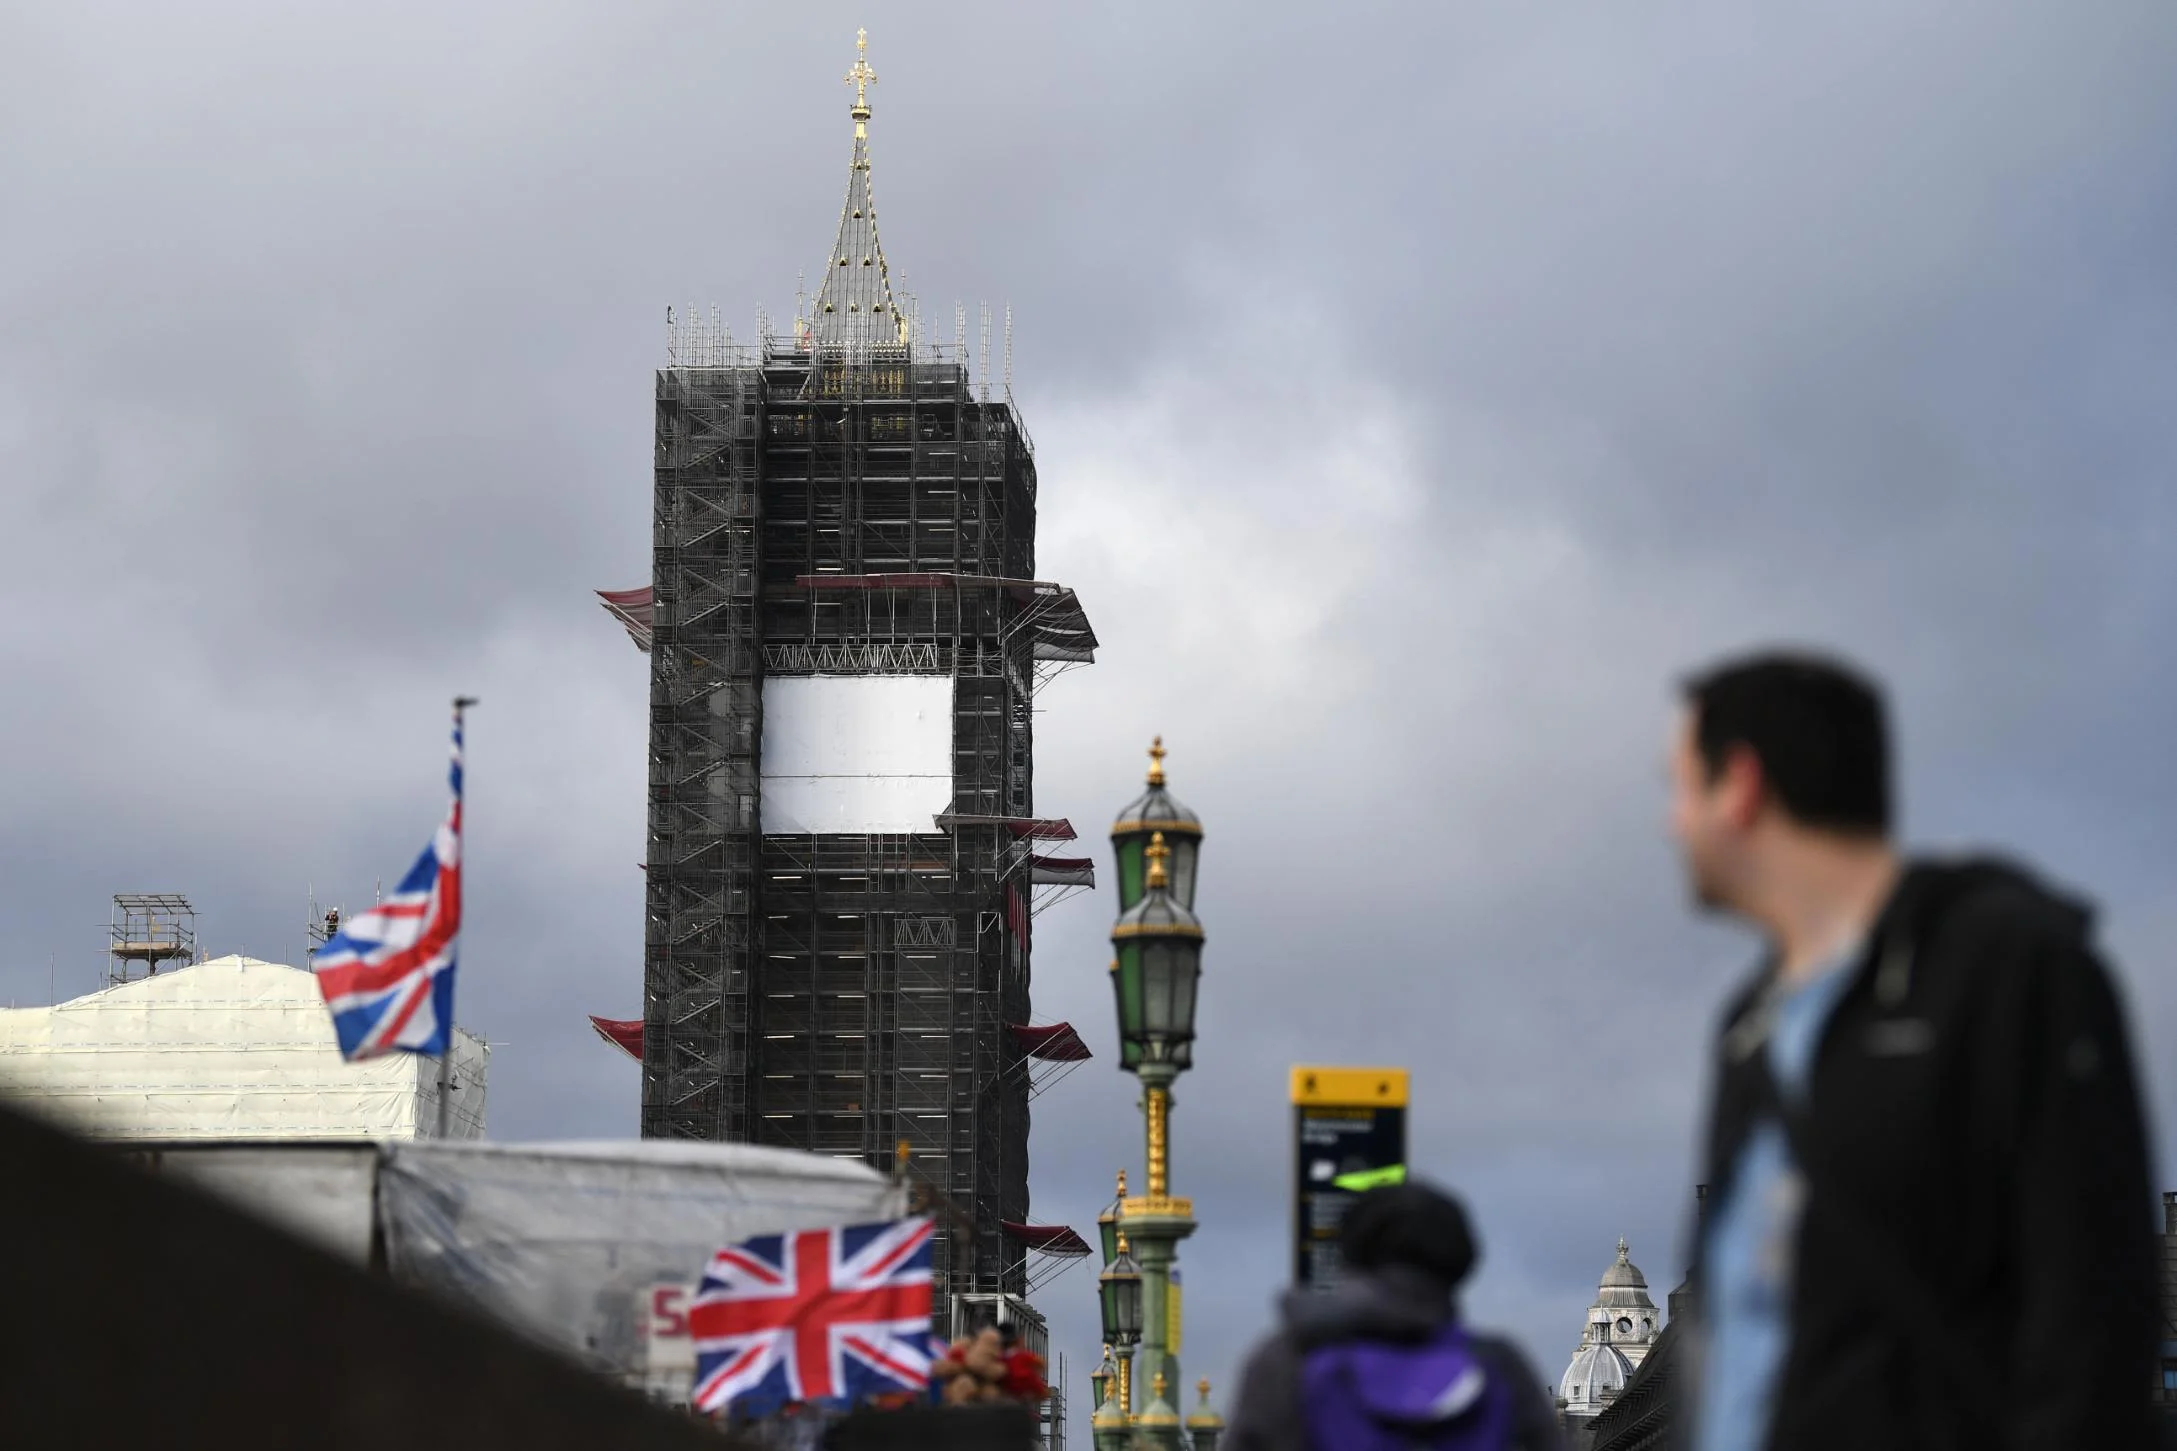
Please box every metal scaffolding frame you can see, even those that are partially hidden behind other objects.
[108,894,197,987]
[641,333,1092,1321]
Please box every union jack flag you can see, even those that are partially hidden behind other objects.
[311,706,465,1060]
[689,1216,939,1416]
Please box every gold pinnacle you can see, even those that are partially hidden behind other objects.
[1147,735,1167,787]
[1155,1372,1168,1400]
[1145,831,1170,891]
[1117,1168,1127,1196]
[846,29,877,120]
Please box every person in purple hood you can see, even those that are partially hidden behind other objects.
[1225,1179,1564,1451]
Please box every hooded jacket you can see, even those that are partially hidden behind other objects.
[1691,857,2158,1451]
[1225,1265,1564,1451]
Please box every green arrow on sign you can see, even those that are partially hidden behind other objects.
[1330,1163,1407,1192]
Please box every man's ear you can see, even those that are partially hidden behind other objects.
[1721,744,1767,830]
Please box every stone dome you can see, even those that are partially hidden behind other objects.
[1596,1237,1657,1311]
[1559,1340,1633,1413]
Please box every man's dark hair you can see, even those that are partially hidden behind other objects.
[1681,651,1892,835]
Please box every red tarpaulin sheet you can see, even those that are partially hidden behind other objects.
[1028,854,1095,887]
[1005,884,1030,950]
[1001,1223,1092,1257]
[595,586,654,652]
[1008,1022,1093,1063]
[588,1016,643,1062]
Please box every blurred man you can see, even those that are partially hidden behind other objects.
[1225,1179,1563,1451]
[1669,651,2157,1451]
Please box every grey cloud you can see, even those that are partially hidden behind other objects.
[5,0,2176,1432]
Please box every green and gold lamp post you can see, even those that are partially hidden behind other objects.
[1105,738,1210,1450]
[1097,1170,1126,1265]
[1187,1378,1226,1451]
[1095,1233,1145,1449]
[1192,1383,1227,1451]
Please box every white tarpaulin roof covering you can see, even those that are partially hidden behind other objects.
[126,1138,906,1389]
[0,956,486,1140]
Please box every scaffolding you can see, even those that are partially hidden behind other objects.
[639,336,1097,1320]
[108,894,196,987]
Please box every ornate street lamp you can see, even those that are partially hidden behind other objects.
[1099,739,1212,1451]
[1097,1169,1126,1265]
[1090,1347,1116,1419]
[1099,1234,1144,1413]
[1187,1378,1226,1451]
[1109,832,1204,1079]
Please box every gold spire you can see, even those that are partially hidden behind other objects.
[846,28,876,132]
[1198,1378,1211,1401]
[1115,1232,1130,1254]
[1145,831,1170,891]
[1138,1368,1181,1425]
[1146,735,1167,787]
[1117,1168,1127,1196]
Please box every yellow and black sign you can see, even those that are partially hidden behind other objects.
[1290,1065,1410,1289]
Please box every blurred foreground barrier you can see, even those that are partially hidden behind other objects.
[0,1103,734,1449]
[825,1404,1040,1451]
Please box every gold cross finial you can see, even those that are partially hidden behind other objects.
[1147,735,1166,786]
[846,29,876,120]
[1146,831,1170,891]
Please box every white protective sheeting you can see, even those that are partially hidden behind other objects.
[376,1140,908,1387]
[759,674,954,833]
[0,955,488,1140]
[113,1137,905,1399]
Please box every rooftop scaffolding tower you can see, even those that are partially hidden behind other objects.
[109,894,196,987]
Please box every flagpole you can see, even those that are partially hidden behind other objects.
[441,694,478,1139]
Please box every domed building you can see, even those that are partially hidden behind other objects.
[1559,1239,1663,1427]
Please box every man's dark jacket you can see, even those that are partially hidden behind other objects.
[1690,857,2158,1451]
[1224,1264,1565,1451]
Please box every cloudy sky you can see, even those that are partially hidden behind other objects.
[6,0,2176,1427]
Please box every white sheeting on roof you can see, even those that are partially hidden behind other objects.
[127,1138,907,1392]
[0,955,487,1140]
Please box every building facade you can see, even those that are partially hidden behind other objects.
[633,36,1094,1319]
